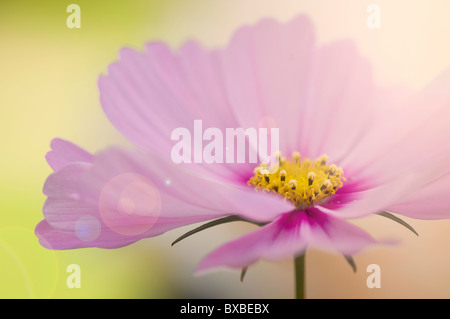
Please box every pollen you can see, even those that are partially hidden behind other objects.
[248,152,345,209]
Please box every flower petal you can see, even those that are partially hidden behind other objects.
[217,16,316,154]
[387,172,450,220]
[45,138,93,171]
[37,162,231,249]
[83,147,294,222]
[98,41,254,182]
[349,69,450,187]
[294,40,374,161]
[37,146,294,250]
[98,16,317,181]
[196,208,379,272]
[319,68,450,219]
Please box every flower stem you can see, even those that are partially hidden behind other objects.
[294,253,306,299]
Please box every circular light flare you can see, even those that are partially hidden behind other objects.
[74,215,102,242]
[98,173,161,237]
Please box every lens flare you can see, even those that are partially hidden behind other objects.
[98,173,161,236]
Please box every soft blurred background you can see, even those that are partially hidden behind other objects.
[1,0,449,298]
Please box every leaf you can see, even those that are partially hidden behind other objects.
[171,215,265,246]
[240,267,248,282]
[377,211,419,236]
[343,255,357,273]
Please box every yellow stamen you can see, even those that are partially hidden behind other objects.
[248,152,345,209]
[307,171,316,186]
[292,151,300,163]
[288,179,297,190]
[279,169,287,182]
[274,150,282,160]
[260,168,270,183]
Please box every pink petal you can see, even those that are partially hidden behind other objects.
[349,70,450,186]
[37,147,294,250]
[99,41,253,182]
[317,166,450,220]
[98,16,317,181]
[196,208,379,272]
[217,16,316,154]
[84,147,294,222]
[318,68,450,219]
[337,85,413,177]
[294,40,374,162]
[37,162,232,249]
[387,172,450,220]
[45,138,93,171]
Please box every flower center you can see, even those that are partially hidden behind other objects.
[248,152,345,209]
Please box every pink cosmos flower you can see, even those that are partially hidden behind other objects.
[36,15,450,287]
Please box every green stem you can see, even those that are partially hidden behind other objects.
[294,253,306,299]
